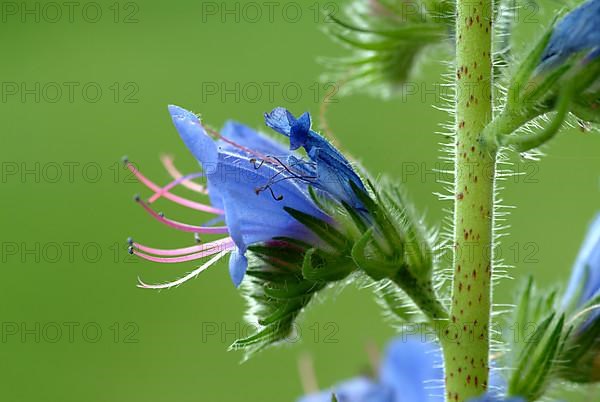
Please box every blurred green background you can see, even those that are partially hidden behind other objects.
[1,0,599,401]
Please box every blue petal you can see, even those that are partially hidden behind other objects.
[299,377,392,402]
[215,151,328,252]
[168,105,218,167]
[265,107,367,209]
[539,0,600,71]
[289,112,311,150]
[220,120,290,157]
[379,338,444,402]
[228,248,248,287]
[168,105,223,209]
[264,107,295,136]
[562,213,600,325]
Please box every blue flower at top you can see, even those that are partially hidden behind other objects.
[127,105,367,289]
[299,337,522,402]
[538,0,600,72]
[265,107,367,210]
[562,213,600,325]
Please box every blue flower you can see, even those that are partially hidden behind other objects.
[562,213,600,322]
[299,337,443,402]
[127,105,365,289]
[299,337,521,402]
[538,0,600,72]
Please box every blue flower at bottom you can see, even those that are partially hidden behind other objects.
[298,337,521,402]
[299,337,443,402]
[562,213,600,324]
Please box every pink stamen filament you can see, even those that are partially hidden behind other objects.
[131,243,232,263]
[160,155,207,194]
[149,172,205,203]
[136,197,229,234]
[131,237,234,257]
[126,162,224,215]
[203,125,279,166]
[137,250,231,289]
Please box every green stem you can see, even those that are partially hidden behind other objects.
[441,1,495,400]
[501,88,573,152]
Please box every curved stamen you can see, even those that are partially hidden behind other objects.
[126,161,224,215]
[135,197,229,234]
[203,125,282,167]
[130,244,232,263]
[254,156,318,201]
[137,250,231,289]
[149,172,205,203]
[129,237,234,256]
[160,154,207,194]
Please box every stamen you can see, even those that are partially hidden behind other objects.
[255,184,284,201]
[129,237,234,256]
[126,161,224,215]
[137,250,231,289]
[204,125,281,166]
[160,154,207,194]
[250,158,265,169]
[270,156,317,182]
[148,172,205,203]
[135,196,229,234]
[253,156,318,201]
[130,243,231,263]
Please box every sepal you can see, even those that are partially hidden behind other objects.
[557,294,600,383]
[504,278,571,400]
[348,180,447,321]
[232,230,356,358]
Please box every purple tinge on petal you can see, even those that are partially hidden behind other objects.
[298,377,392,402]
[228,248,248,287]
[379,338,444,402]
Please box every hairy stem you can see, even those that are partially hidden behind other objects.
[441,0,496,401]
